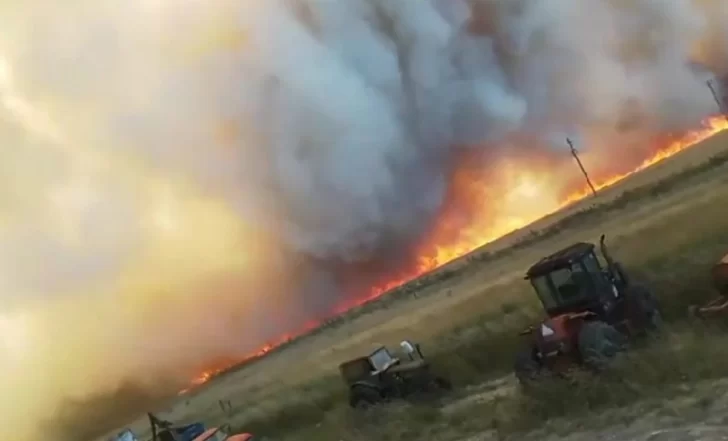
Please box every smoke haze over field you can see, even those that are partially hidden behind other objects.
[0,0,727,439]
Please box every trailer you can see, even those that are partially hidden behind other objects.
[108,413,258,441]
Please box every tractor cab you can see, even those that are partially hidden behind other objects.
[524,237,628,321]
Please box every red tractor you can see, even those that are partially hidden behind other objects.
[514,235,662,385]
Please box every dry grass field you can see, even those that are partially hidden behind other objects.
[97,129,728,441]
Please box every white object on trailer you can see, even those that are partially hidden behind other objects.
[399,340,415,359]
[110,429,139,441]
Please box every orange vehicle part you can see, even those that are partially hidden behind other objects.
[540,311,594,340]
[191,428,255,441]
[227,435,255,441]
[692,253,728,317]
[533,311,594,372]
[712,253,728,295]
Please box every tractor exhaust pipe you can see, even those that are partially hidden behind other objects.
[600,234,629,286]
[599,234,615,270]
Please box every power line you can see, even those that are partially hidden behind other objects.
[706,78,727,116]
[566,137,597,197]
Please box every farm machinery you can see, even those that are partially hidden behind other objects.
[339,340,452,409]
[514,235,662,385]
[108,413,258,441]
[688,252,728,318]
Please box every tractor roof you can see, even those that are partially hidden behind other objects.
[525,242,595,278]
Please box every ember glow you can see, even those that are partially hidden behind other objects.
[182,115,728,391]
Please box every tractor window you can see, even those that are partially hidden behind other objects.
[582,252,602,273]
[547,264,593,307]
[551,267,584,302]
[531,275,558,310]
[369,347,396,371]
[532,262,598,311]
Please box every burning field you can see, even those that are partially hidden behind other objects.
[181,114,728,392]
[2,1,728,440]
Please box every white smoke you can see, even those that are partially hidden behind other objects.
[0,0,726,439]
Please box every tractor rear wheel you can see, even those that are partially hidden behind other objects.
[409,375,452,401]
[349,385,383,409]
[514,348,542,386]
[428,376,452,391]
[577,321,628,371]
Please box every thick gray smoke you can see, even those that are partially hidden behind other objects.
[127,0,721,259]
[0,0,726,439]
[2,0,721,263]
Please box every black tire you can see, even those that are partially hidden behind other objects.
[349,385,383,409]
[514,348,542,386]
[629,284,663,332]
[431,376,452,391]
[577,321,628,371]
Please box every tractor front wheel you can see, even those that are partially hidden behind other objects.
[430,376,452,391]
[577,321,628,371]
[349,385,383,410]
[514,348,542,386]
[412,375,452,400]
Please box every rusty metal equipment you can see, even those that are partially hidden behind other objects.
[690,253,728,318]
[108,413,259,441]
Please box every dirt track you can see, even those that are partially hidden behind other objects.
[345,373,728,441]
[459,426,728,441]
[529,420,728,441]
[446,377,728,441]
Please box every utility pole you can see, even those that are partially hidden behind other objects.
[566,137,598,197]
[706,79,727,115]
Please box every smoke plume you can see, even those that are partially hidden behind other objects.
[0,0,727,439]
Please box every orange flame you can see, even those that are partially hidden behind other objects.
[562,117,728,203]
[181,115,728,393]
[343,115,728,307]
